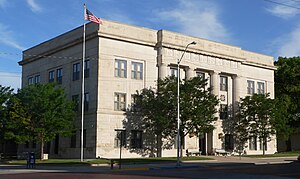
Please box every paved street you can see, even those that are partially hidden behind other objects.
[0,156,299,178]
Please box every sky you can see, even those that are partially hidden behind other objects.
[1,0,300,90]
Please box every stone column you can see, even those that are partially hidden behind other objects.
[158,63,168,79]
[232,75,241,114]
[210,71,220,96]
[185,67,194,80]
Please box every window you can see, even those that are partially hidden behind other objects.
[220,76,228,91]
[131,62,143,80]
[70,131,76,148]
[115,60,127,78]
[225,134,234,150]
[25,142,29,148]
[114,93,126,111]
[32,141,36,148]
[260,137,267,151]
[257,82,265,94]
[72,95,79,112]
[114,130,126,148]
[196,72,205,79]
[131,130,142,148]
[84,93,89,111]
[170,68,178,77]
[84,60,90,78]
[249,136,257,150]
[219,104,228,119]
[34,75,40,84]
[247,80,254,95]
[73,63,80,81]
[57,68,63,84]
[49,70,55,83]
[28,77,33,85]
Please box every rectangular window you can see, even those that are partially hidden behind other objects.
[57,68,63,84]
[114,93,126,111]
[84,93,89,112]
[131,130,142,149]
[131,62,143,80]
[84,60,90,78]
[49,70,55,83]
[249,136,257,150]
[115,60,127,78]
[170,68,178,77]
[260,138,267,151]
[70,131,76,148]
[196,72,205,79]
[219,104,228,120]
[34,75,40,84]
[247,80,254,95]
[225,134,234,150]
[28,77,33,85]
[257,82,265,94]
[220,76,228,91]
[114,130,126,148]
[72,95,79,112]
[73,63,80,81]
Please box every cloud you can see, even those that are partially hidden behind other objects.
[265,0,300,19]
[275,24,300,57]
[0,72,21,91]
[0,23,25,50]
[26,0,42,13]
[156,0,231,43]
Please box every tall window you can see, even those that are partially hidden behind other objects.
[57,68,63,84]
[84,93,89,111]
[249,136,257,150]
[49,70,55,83]
[131,62,143,80]
[72,95,79,112]
[220,76,228,91]
[196,72,205,79]
[219,104,228,120]
[115,60,127,78]
[257,82,265,94]
[34,75,40,84]
[225,134,234,150]
[131,130,142,148]
[260,137,267,151]
[114,93,126,111]
[73,63,80,81]
[114,130,126,148]
[170,68,178,77]
[70,131,76,148]
[247,80,254,95]
[84,60,90,78]
[28,77,33,85]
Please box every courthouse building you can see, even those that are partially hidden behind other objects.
[19,20,277,158]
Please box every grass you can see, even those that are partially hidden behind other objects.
[244,151,300,158]
[1,156,213,165]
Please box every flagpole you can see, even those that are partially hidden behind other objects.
[81,3,86,162]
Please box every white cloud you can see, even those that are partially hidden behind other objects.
[276,24,300,57]
[0,23,25,50]
[26,0,42,13]
[0,72,21,91]
[266,1,300,19]
[156,0,231,43]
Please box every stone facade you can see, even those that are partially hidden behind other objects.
[19,20,277,159]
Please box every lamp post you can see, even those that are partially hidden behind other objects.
[176,41,196,166]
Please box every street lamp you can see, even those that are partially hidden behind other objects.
[176,41,196,166]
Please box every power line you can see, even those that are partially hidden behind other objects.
[264,0,300,10]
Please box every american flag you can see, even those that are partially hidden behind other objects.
[85,9,103,24]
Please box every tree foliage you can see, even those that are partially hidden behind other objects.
[6,83,75,159]
[233,94,276,155]
[275,57,300,139]
[0,85,14,144]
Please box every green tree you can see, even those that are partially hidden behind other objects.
[233,94,276,155]
[6,83,75,160]
[275,57,300,146]
[0,85,14,154]
[126,76,218,157]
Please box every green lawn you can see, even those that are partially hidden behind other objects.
[2,156,213,165]
[244,151,300,158]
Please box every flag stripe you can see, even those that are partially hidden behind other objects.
[85,9,103,24]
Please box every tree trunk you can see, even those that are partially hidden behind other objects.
[263,139,265,156]
[156,134,162,157]
[40,139,44,160]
